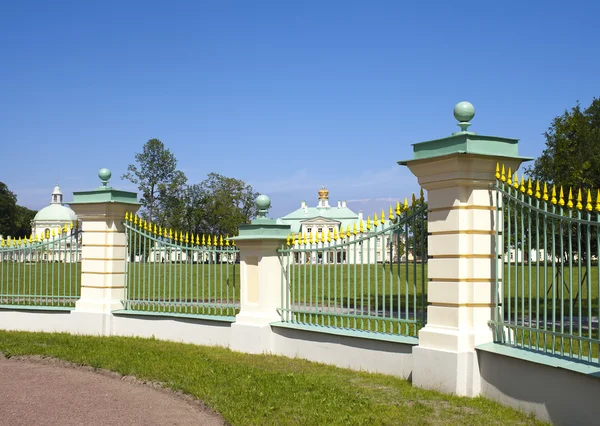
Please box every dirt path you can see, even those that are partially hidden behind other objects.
[0,355,226,426]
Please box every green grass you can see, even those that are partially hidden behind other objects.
[495,264,600,359]
[124,263,240,317]
[0,262,81,307]
[0,330,547,426]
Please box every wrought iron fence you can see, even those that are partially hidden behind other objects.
[123,213,240,319]
[278,194,428,338]
[0,224,82,309]
[491,163,600,362]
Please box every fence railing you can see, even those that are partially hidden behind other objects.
[491,164,600,363]
[123,213,240,319]
[0,225,82,309]
[278,196,428,338]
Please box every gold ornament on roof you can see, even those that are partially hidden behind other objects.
[318,185,329,199]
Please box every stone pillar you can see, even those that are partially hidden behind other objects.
[400,102,531,396]
[230,195,291,354]
[69,169,140,335]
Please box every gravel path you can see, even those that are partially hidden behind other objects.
[0,355,226,426]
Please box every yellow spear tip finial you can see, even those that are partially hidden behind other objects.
[501,164,506,181]
[576,188,583,210]
[507,167,512,185]
[495,162,500,179]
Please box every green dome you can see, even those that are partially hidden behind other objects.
[33,204,78,223]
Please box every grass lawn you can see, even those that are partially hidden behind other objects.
[0,262,81,307]
[0,330,546,426]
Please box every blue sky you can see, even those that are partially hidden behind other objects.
[1,0,598,219]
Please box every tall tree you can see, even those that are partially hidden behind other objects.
[14,205,37,238]
[527,97,600,189]
[525,97,600,262]
[0,182,17,237]
[122,139,187,224]
[183,173,259,237]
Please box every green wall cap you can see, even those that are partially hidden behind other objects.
[233,222,291,241]
[70,188,140,205]
[398,133,534,166]
[399,102,533,165]
[232,193,291,240]
[69,167,141,205]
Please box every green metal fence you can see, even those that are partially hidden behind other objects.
[0,225,82,309]
[123,213,240,319]
[490,164,600,362]
[278,195,428,338]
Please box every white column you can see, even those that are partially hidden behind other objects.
[408,154,523,396]
[230,238,287,354]
[69,202,138,335]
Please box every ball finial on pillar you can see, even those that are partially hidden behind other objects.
[255,194,271,218]
[98,168,111,188]
[453,101,475,134]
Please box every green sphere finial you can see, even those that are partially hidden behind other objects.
[255,194,271,218]
[98,168,111,187]
[453,101,475,133]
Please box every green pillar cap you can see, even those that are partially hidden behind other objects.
[398,101,533,165]
[233,194,290,241]
[70,168,140,205]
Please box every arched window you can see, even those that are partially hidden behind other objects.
[45,228,51,239]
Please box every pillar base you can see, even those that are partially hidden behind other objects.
[230,322,273,354]
[412,345,481,396]
[67,311,113,336]
[230,311,279,354]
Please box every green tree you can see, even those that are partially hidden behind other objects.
[0,182,17,237]
[527,97,600,189]
[525,97,600,263]
[183,173,259,237]
[14,205,37,238]
[405,200,428,262]
[122,139,187,224]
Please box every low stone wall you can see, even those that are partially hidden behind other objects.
[478,344,600,425]
[271,325,414,378]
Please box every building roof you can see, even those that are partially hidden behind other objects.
[33,185,78,223]
[277,187,359,233]
[33,204,78,223]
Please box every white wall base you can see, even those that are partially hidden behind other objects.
[412,346,480,396]
[0,309,73,334]
[68,311,113,336]
[479,348,600,425]
[271,326,414,378]
[230,322,272,354]
[112,314,231,347]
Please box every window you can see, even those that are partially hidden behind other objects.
[317,227,323,233]
[329,228,333,234]
[307,227,312,233]
[156,253,161,261]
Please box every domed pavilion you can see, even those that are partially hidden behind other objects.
[32,185,79,239]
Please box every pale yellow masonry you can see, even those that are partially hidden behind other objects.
[70,203,139,314]
[407,154,524,396]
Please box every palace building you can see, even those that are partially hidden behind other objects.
[277,187,395,264]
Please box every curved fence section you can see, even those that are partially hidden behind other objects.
[123,214,240,319]
[278,194,428,338]
[0,225,82,309]
[491,164,600,362]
